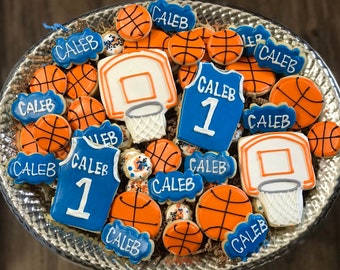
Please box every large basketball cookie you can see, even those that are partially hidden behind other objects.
[196,185,253,241]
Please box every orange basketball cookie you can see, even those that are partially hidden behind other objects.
[29,65,67,94]
[33,114,72,152]
[226,56,276,96]
[307,121,340,158]
[196,185,253,241]
[168,31,205,66]
[65,64,98,99]
[163,220,203,256]
[109,190,162,238]
[191,26,215,61]
[17,123,47,154]
[124,29,170,58]
[178,63,199,89]
[207,29,244,65]
[144,139,182,174]
[115,4,152,42]
[269,76,324,129]
[67,96,106,130]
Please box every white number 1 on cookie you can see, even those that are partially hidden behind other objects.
[194,97,218,136]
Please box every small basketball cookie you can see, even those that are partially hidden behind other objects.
[196,185,253,241]
[144,139,182,174]
[165,203,192,223]
[65,64,98,99]
[29,65,67,94]
[163,220,203,256]
[178,63,199,89]
[67,96,106,130]
[207,29,244,65]
[168,31,206,66]
[17,123,47,154]
[124,29,170,58]
[109,191,162,238]
[226,56,276,96]
[115,4,153,42]
[101,31,124,56]
[123,153,153,180]
[34,114,72,152]
[269,76,323,129]
[307,121,340,157]
[191,26,215,61]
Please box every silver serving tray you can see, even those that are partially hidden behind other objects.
[0,1,339,269]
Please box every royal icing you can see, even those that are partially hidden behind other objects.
[177,62,244,152]
[17,124,47,154]
[102,219,154,264]
[184,151,237,184]
[123,153,152,180]
[7,152,60,185]
[50,137,121,232]
[165,203,192,222]
[102,31,124,56]
[148,0,196,32]
[126,179,149,194]
[52,28,104,69]
[11,90,66,124]
[148,170,204,204]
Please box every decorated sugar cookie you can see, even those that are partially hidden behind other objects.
[238,132,315,226]
[98,49,177,143]
[148,170,204,204]
[165,203,192,222]
[126,179,149,194]
[196,185,253,241]
[102,219,154,264]
[184,151,237,184]
[163,220,203,256]
[65,64,98,99]
[254,38,305,75]
[11,90,66,125]
[29,65,67,94]
[52,28,104,69]
[144,138,182,174]
[8,152,60,185]
[102,31,124,56]
[222,214,269,261]
[242,103,296,133]
[109,191,162,238]
[207,29,244,65]
[269,76,323,129]
[50,137,121,232]
[168,31,205,66]
[178,63,199,89]
[67,96,106,130]
[123,153,152,180]
[226,56,276,96]
[148,0,196,32]
[116,4,153,42]
[34,114,72,152]
[307,121,340,157]
[16,124,47,154]
[177,62,244,152]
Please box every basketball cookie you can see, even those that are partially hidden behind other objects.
[269,76,324,129]
[29,65,67,94]
[307,121,340,158]
[115,4,153,42]
[226,56,276,96]
[168,31,206,66]
[207,29,244,65]
[65,64,98,99]
[191,26,215,61]
[67,96,106,130]
[109,190,162,238]
[17,123,47,154]
[196,184,253,241]
[163,220,203,256]
[144,138,182,174]
[33,114,72,152]
[178,63,199,89]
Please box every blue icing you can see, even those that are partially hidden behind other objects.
[148,0,196,32]
[184,151,237,184]
[11,90,65,124]
[222,214,269,261]
[254,38,305,75]
[177,62,244,152]
[102,219,154,264]
[52,28,104,69]
[73,120,123,147]
[148,170,203,204]
[242,103,296,133]
[232,25,271,56]
[50,137,121,232]
[7,152,60,185]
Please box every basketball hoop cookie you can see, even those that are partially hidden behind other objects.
[98,49,177,143]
